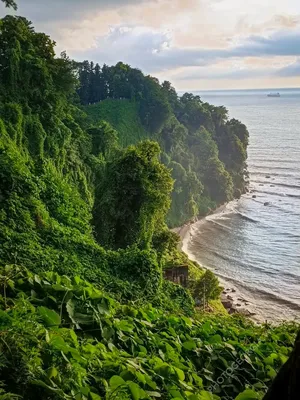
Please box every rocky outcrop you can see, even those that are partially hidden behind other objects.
[221,289,255,318]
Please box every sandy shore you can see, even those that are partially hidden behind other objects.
[173,215,262,323]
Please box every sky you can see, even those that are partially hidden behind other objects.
[2,0,300,90]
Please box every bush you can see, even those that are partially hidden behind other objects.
[190,269,222,306]
[0,266,298,400]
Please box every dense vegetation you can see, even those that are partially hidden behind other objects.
[1,265,299,400]
[0,9,298,400]
[77,62,249,226]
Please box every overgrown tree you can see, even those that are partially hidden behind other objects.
[93,140,173,250]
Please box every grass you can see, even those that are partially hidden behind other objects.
[85,99,148,147]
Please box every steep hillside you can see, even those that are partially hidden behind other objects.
[86,100,148,147]
[79,62,249,227]
[0,15,188,309]
[0,12,298,400]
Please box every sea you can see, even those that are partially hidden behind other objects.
[185,88,300,323]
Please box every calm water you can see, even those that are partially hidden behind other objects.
[187,88,300,322]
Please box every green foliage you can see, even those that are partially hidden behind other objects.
[214,118,249,197]
[87,121,119,158]
[138,76,171,133]
[189,270,223,306]
[93,141,173,250]
[0,266,299,400]
[82,64,248,227]
[86,100,148,147]
[0,16,76,116]
[156,280,195,315]
[0,17,272,400]
[158,116,187,153]
[77,61,171,135]
[0,16,170,306]
[167,162,203,227]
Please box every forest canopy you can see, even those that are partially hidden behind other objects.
[76,60,249,226]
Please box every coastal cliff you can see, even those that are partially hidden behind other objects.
[0,13,299,400]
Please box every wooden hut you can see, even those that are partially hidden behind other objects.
[164,265,188,287]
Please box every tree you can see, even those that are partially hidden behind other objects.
[87,121,118,157]
[74,58,249,227]
[190,269,222,306]
[159,116,187,153]
[0,16,76,117]
[188,128,233,204]
[167,161,203,226]
[93,140,173,250]
[214,118,249,194]
[1,0,17,10]
[77,60,92,105]
[139,76,171,133]
[162,80,178,110]
[90,63,103,103]
[176,93,213,133]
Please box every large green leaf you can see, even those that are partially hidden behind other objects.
[146,391,161,398]
[37,306,61,327]
[198,391,215,400]
[46,366,58,379]
[235,389,260,400]
[97,299,110,315]
[89,393,102,400]
[109,375,125,389]
[66,299,80,328]
[208,334,222,344]
[174,367,185,381]
[116,320,134,332]
[128,381,144,400]
[182,340,197,350]
[49,336,69,353]
[73,312,94,325]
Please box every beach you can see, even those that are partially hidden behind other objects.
[175,194,300,323]
[174,209,264,323]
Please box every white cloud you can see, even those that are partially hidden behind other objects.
[2,0,300,88]
[72,26,300,73]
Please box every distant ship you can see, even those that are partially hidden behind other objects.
[267,92,280,97]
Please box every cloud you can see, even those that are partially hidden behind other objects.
[232,31,300,57]
[276,58,300,76]
[174,66,270,81]
[2,0,300,88]
[73,26,300,74]
[72,26,174,70]
[235,14,300,36]
[6,0,150,22]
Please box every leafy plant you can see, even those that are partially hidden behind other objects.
[0,266,298,400]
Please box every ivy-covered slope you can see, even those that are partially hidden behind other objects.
[0,15,181,306]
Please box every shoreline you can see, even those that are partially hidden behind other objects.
[173,207,264,323]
